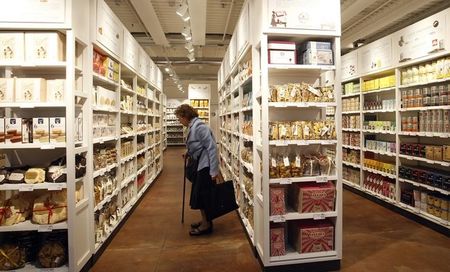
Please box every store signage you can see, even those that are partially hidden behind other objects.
[0,0,65,24]
[359,36,393,74]
[392,11,447,64]
[123,30,139,71]
[267,0,338,31]
[341,51,358,80]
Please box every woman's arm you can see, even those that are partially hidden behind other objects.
[196,124,219,178]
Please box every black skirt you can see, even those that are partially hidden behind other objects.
[190,167,214,210]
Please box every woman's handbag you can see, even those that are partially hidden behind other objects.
[204,176,239,221]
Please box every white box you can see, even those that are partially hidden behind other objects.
[49,117,66,143]
[0,78,15,103]
[96,86,116,110]
[0,32,24,63]
[269,50,296,64]
[33,118,49,143]
[5,118,22,144]
[15,78,46,102]
[25,32,65,62]
[0,118,4,143]
[46,79,65,102]
[303,49,333,65]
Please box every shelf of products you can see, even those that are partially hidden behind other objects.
[218,5,342,266]
[340,8,450,230]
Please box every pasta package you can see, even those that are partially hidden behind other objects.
[278,156,291,178]
[270,122,279,140]
[270,157,279,178]
[291,121,303,140]
[270,86,278,102]
[32,191,67,225]
[276,85,289,102]
[278,123,292,140]
[290,154,303,177]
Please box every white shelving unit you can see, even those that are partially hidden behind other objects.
[340,7,450,230]
[218,0,342,269]
[0,1,164,271]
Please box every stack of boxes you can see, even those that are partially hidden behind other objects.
[93,50,119,82]
[0,117,66,144]
[268,41,333,66]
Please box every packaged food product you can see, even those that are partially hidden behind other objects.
[278,156,291,178]
[270,225,286,256]
[270,157,279,178]
[278,122,292,140]
[290,154,303,177]
[269,122,279,140]
[270,186,286,215]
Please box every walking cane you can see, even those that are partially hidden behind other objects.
[182,153,187,224]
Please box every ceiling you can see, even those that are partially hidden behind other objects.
[106,0,450,98]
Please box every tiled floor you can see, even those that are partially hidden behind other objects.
[91,147,450,272]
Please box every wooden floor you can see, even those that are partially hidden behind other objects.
[91,147,450,272]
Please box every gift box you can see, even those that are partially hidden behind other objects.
[289,220,334,253]
[302,48,333,65]
[270,225,286,256]
[15,78,46,103]
[5,118,22,144]
[291,182,335,213]
[49,117,66,143]
[25,32,65,62]
[33,117,49,143]
[270,186,286,215]
[0,78,15,103]
[46,79,65,102]
[268,41,296,64]
[0,32,24,63]
[32,191,67,225]
[0,194,31,226]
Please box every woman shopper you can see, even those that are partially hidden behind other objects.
[175,104,219,236]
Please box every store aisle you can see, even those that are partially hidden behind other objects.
[92,147,450,272]
[91,147,260,272]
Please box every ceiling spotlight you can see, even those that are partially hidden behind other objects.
[181,26,191,37]
[182,13,190,22]
[176,2,188,17]
[185,43,194,52]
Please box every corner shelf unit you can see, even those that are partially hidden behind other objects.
[165,105,186,146]
[340,7,450,230]
[217,0,342,269]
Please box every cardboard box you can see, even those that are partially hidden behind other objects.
[25,32,65,62]
[0,78,14,102]
[444,146,450,162]
[294,182,335,213]
[46,79,65,102]
[5,118,22,144]
[0,118,4,143]
[96,86,116,110]
[103,58,119,73]
[15,78,46,102]
[268,41,296,64]
[289,220,334,253]
[33,118,49,143]
[302,48,333,65]
[270,226,286,256]
[434,146,443,161]
[0,33,24,63]
[270,186,286,215]
[21,118,32,143]
[49,117,66,143]
[299,41,331,52]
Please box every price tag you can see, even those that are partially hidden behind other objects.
[38,225,54,232]
[272,215,286,223]
[316,176,328,183]
[299,102,308,107]
[41,144,56,150]
[313,213,326,220]
[20,104,35,109]
[280,179,292,185]
[49,184,64,191]
[19,185,34,192]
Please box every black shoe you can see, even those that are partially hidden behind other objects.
[189,224,213,236]
[190,221,212,229]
